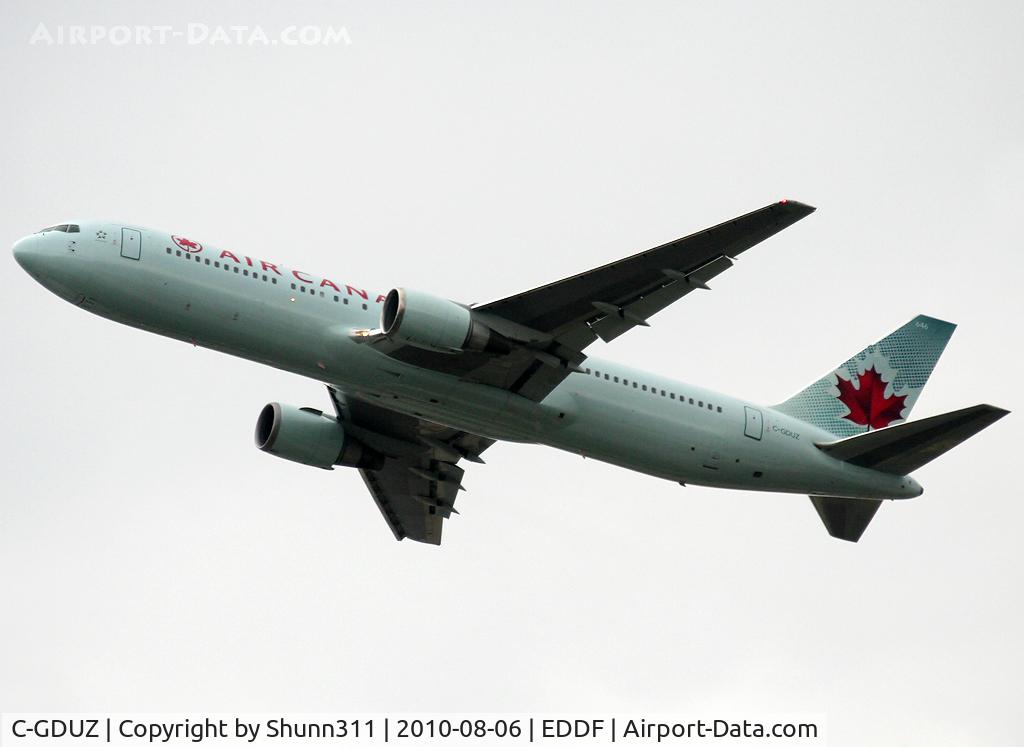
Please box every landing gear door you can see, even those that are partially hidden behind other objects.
[121,228,141,260]
[744,406,763,440]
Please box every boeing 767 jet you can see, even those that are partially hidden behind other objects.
[13,201,1008,543]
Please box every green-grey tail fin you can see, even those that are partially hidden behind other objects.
[774,315,956,438]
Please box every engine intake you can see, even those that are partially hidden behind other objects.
[381,287,506,354]
[255,402,383,470]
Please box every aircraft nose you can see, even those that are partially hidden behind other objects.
[12,233,56,281]
[12,235,36,271]
[907,477,924,497]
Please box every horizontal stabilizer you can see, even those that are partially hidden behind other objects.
[816,404,1009,475]
[810,496,883,542]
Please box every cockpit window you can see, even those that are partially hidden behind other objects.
[39,224,78,233]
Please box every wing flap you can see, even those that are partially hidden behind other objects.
[589,254,734,342]
[361,466,438,542]
[329,386,491,544]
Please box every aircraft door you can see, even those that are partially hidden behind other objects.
[744,406,763,440]
[121,228,141,260]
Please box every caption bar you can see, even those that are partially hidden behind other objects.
[1,714,824,745]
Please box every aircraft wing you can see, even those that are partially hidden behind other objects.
[328,387,492,544]
[478,199,815,343]
[380,200,815,401]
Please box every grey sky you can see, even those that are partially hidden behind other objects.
[2,2,1022,745]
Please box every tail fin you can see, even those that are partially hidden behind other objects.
[816,404,1010,475]
[775,315,956,438]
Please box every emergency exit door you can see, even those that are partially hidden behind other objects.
[121,227,141,260]
[744,406,763,440]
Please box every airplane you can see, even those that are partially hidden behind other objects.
[12,201,1008,544]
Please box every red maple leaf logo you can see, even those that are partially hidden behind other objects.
[835,365,907,429]
[172,235,202,253]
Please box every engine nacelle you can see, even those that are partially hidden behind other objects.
[381,287,504,354]
[255,402,383,470]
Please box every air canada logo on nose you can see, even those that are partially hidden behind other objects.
[172,235,202,253]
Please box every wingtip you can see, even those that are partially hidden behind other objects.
[778,198,816,213]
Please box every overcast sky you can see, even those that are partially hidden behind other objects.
[2,2,1022,745]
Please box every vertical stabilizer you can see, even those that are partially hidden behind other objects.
[774,315,956,438]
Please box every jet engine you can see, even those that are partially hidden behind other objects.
[381,287,508,354]
[255,402,383,470]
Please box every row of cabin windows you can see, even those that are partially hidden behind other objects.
[290,281,368,310]
[583,367,723,413]
[171,246,279,284]
[168,246,369,310]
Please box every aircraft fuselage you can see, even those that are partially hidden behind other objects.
[13,221,923,502]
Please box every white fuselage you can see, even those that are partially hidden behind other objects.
[13,222,923,501]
